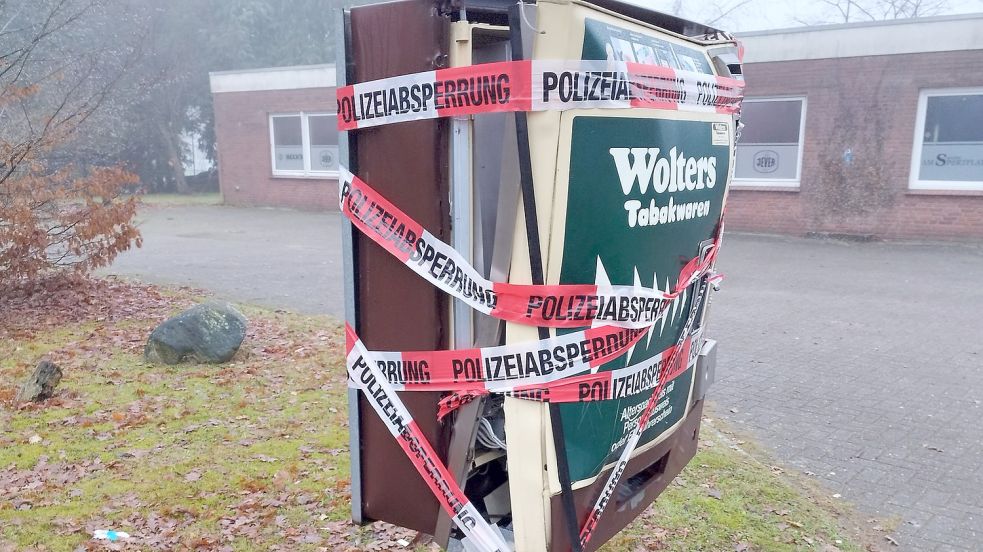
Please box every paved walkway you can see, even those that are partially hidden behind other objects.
[105,205,983,550]
[709,234,983,551]
[103,205,345,317]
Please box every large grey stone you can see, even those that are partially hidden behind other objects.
[144,302,247,365]
[16,360,62,403]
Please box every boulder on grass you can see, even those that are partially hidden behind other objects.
[144,302,247,365]
[17,360,62,403]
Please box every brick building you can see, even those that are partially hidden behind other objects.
[729,14,983,240]
[209,64,339,211]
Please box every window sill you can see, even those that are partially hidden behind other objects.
[271,173,339,180]
[906,187,983,197]
[730,183,800,192]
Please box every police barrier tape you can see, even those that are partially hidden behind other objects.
[339,166,718,330]
[346,319,697,407]
[346,336,511,552]
[431,316,699,407]
[346,319,702,546]
[429,328,698,419]
[337,60,744,130]
[504,329,698,404]
[578,277,711,549]
[346,322,698,547]
[345,323,648,392]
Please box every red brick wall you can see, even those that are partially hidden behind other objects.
[727,50,983,240]
[213,87,338,211]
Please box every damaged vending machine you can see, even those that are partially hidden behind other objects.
[337,1,744,550]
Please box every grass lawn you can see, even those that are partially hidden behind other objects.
[0,279,889,551]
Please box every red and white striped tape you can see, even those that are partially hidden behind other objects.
[346,336,511,551]
[429,328,699,420]
[339,167,716,330]
[577,276,711,549]
[503,330,699,404]
[346,324,647,393]
[337,59,744,131]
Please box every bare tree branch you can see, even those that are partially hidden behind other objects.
[705,0,754,25]
[809,0,950,23]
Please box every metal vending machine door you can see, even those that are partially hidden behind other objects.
[343,0,453,533]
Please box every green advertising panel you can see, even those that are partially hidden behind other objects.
[557,115,729,482]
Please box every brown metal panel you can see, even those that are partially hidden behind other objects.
[349,0,451,533]
[548,401,706,552]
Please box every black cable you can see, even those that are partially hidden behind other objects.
[508,5,584,551]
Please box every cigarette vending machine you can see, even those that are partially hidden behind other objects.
[337,1,743,550]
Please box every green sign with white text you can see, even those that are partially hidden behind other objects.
[556,115,729,482]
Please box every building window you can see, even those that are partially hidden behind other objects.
[733,97,807,187]
[308,115,340,174]
[910,88,983,191]
[269,112,339,178]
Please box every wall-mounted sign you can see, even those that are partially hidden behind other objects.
[752,150,779,173]
[919,144,983,182]
[312,145,340,172]
[274,146,305,171]
[735,144,798,180]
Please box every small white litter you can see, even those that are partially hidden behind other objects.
[93,529,130,541]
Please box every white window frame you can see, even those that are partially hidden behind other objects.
[269,111,339,179]
[909,87,983,192]
[733,96,808,188]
